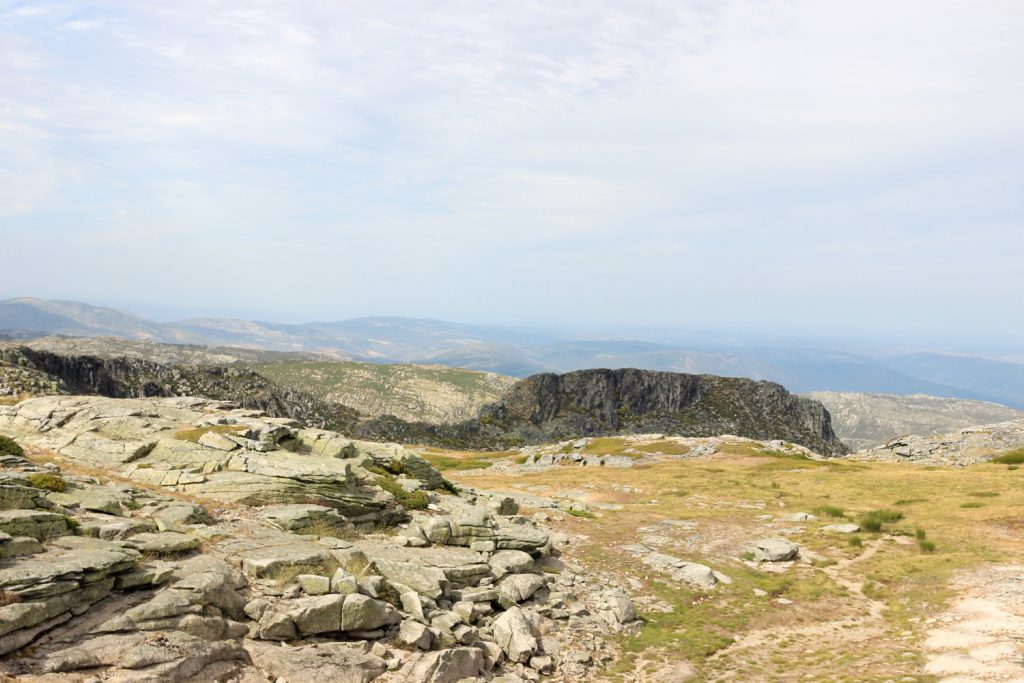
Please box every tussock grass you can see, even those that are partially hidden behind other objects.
[991,448,1024,464]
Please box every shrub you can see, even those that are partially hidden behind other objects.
[859,509,904,532]
[915,528,927,540]
[0,434,23,457]
[375,477,429,510]
[848,535,862,548]
[26,473,65,492]
[918,539,936,553]
[814,505,845,518]
[991,448,1024,465]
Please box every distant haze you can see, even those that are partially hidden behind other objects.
[2,2,1023,345]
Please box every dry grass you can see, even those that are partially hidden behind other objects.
[440,445,1024,680]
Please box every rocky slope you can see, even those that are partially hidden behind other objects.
[0,396,637,682]
[359,369,848,456]
[807,391,1024,450]
[250,361,516,424]
[855,418,1024,466]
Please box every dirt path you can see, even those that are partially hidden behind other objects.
[922,565,1024,682]
[710,536,896,660]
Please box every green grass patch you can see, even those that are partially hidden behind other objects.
[633,441,692,456]
[960,501,984,509]
[967,491,1000,498]
[991,448,1024,465]
[918,539,937,553]
[173,424,247,443]
[848,535,863,548]
[420,453,493,471]
[567,508,597,519]
[375,476,429,510]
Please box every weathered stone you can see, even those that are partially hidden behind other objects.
[753,538,799,562]
[245,640,387,683]
[403,646,484,683]
[341,593,401,632]
[398,619,435,649]
[0,509,68,541]
[497,573,547,609]
[488,550,535,579]
[122,531,201,556]
[298,573,331,595]
[492,606,538,663]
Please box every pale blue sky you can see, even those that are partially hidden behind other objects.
[1,1,1022,345]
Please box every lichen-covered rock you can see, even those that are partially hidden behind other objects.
[753,538,799,562]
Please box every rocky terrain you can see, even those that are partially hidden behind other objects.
[807,391,1024,450]
[0,395,640,682]
[0,348,845,456]
[0,347,361,434]
[856,418,1024,466]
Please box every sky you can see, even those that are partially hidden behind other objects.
[1,1,1022,346]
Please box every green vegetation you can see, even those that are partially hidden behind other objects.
[859,509,904,533]
[633,441,692,456]
[848,535,863,548]
[375,476,429,510]
[814,505,845,518]
[173,424,248,443]
[960,501,984,509]
[26,472,66,492]
[0,434,24,456]
[991,448,1024,464]
[567,508,596,519]
[421,453,493,472]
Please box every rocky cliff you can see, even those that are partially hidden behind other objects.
[359,369,847,456]
[0,347,361,433]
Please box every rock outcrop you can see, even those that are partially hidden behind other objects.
[0,395,641,681]
[360,369,848,456]
[856,418,1024,466]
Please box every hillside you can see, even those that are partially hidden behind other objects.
[808,391,1024,450]
[251,360,515,424]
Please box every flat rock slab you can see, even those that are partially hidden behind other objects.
[0,536,139,594]
[122,532,201,556]
[0,510,68,541]
[245,640,386,683]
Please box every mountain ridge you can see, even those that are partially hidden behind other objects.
[3,297,1023,407]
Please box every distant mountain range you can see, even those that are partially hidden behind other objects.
[3,296,1024,408]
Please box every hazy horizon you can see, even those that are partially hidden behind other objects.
[2,1,1022,346]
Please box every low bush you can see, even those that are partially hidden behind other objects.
[918,539,936,553]
[375,476,429,510]
[26,473,65,492]
[848,536,863,548]
[0,434,24,457]
[991,448,1024,465]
